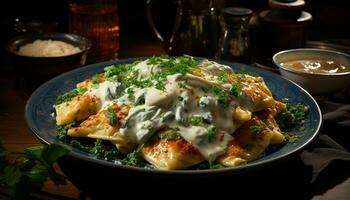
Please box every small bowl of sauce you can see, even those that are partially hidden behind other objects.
[273,48,350,95]
[280,59,349,74]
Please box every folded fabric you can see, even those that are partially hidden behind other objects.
[300,103,350,182]
[323,104,350,126]
[301,135,350,182]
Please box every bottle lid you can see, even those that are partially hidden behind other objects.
[259,9,312,25]
[221,7,253,17]
[269,0,305,10]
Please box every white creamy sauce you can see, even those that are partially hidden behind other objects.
[99,59,254,161]
[179,126,233,161]
[119,105,164,144]
[88,81,124,110]
[133,60,162,78]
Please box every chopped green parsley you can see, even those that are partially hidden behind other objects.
[105,108,118,125]
[55,87,87,105]
[207,125,217,142]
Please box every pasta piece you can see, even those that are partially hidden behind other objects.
[110,140,137,154]
[55,95,99,125]
[267,100,286,117]
[218,111,285,167]
[68,104,136,153]
[232,107,252,121]
[142,129,205,170]
[76,73,105,90]
[231,74,281,112]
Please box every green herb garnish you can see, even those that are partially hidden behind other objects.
[229,83,242,97]
[0,142,71,200]
[201,87,210,93]
[121,150,146,167]
[218,71,229,82]
[91,74,100,89]
[55,87,87,105]
[105,108,118,125]
[197,160,223,169]
[250,125,263,134]
[158,129,181,141]
[212,86,230,107]
[190,116,203,126]
[207,125,217,142]
[90,140,123,160]
[276,103,308,130]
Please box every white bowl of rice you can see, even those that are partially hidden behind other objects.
[17,39,82,57]
[5,33,91,84]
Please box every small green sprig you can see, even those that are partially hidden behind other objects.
[55,88,87,105]
[276,103,309,131]
[105,108,118,125]
[0,141,71,200]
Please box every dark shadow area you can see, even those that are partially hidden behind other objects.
[58,155,316,200]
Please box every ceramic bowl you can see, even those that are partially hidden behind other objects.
[5,32,91,85]
[273,48,350,95]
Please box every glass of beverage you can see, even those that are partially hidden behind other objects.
[69,0,119,64]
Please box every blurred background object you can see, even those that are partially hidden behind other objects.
[146,0,220,58]
[5,33,91,92]
[1,0,350,68]
[215,7,252,63]
[68,0,119,64]
[258,0,313,60]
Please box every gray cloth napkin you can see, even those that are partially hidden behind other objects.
[300,104,350,183]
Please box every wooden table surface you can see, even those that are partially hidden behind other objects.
[1,34,349,200]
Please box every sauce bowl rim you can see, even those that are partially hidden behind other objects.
[273,48,350,76]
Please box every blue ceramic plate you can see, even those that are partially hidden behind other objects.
[25,58,322,174]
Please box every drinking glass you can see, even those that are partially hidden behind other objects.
[69,0,119,64]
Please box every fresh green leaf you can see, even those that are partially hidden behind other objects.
[135,96,145,106]
[229,83,242,97]
[126,88,134,95]
[201,87,210,93]
[212,86,230,107]
[208,160,224,169]
[190,116,203,126]
[158,129,181,141]
[105,108,118,125]
[207,125,217,142]
[121,150,146,167]
[0,143,71,200]
[26,166,47,188]
[218,71,229,82]
[24,146,44,160]
[250,125,263,134]
[91,74,100,89]
[2,165,22,187]
[90,139,123,160]
[197,160,223,169]
[55,87,87,105]
[276,103,308,130]
[9,175,32,200]
[40,144,71,165]
[70,140,91,152]
[57,125,68,140]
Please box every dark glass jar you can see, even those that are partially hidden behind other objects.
[215,7,252,63]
